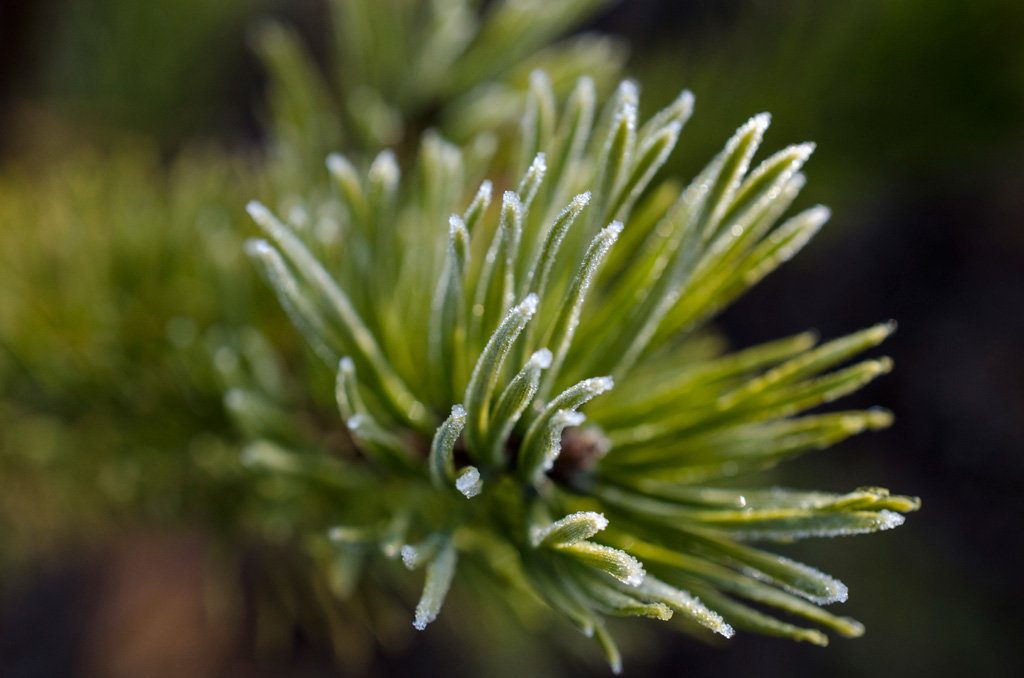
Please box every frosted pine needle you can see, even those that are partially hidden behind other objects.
[237,73,920,672]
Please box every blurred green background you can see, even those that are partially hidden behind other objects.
[1,0,1021,675]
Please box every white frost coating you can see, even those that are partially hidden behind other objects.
[604,221,624,238]
[804,204,832,226]
[532,511,609,547]
[413,544,457,631]
[544,510,611,534]
[499,190,524,228]
[618,553,646,587]
[401,544,418,570]
[742,141,814,192]
[540,410,586,472]
[519,293,540,316]
[745,112,772,135]
[369,149,399,182]
[243,237,273,258]
[245,200,273,226]
[524,151,547,176]
[623,573,645,587]
[744,206,829,285]
[660,119,683,142]
[455,466,483,498]
[518,152,547,202]
[448,214,463,236]
[346,413,366,431]
[678,89,695,113]
[731,510,907,542]
[325,152,353,177]
[640,84,693,142]
[877,509,906,530]
[793,141,816,161]
[826,580,849,604]
[529,348,553,370]
[616,79,639,108]
[641,577,734,638]
[585,376,615,395]
[740,562,849,605]
[429,404,467,488]
[569,542,645,587]
[589,512,610,532]
[572,191,592,208]
[558,410,586,428]
[615,100,638,132]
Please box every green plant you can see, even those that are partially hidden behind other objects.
[0,144,268,554]
[0,0,623,562]
[40,0,261,145]
[240,72,919,672]
[255,0,625,191]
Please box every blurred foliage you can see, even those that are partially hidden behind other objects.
[254,0,627,195]
[30,0,266,147]
[0,140,265,554]
[628,0,1024,210]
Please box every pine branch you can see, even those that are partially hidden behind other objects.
[241,70,920,673]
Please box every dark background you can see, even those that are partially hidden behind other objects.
[1,0,1021,676]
